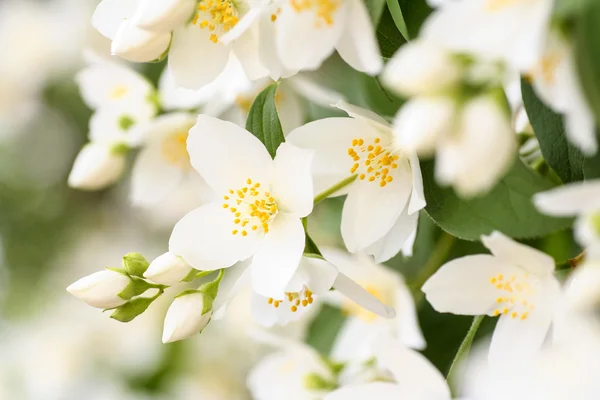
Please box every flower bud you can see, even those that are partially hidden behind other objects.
[111,20,171,63]
[68,143,126,191]
[122,252,150,277]
[66,269,131,309]
[132,0,197,32]
[162,291,213,343]
[144,252,194,286]
[382,41,462,97]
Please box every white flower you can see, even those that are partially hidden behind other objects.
[422,0,554,72]
[144,252,194,286]
[162,291,213,343]
[131,0,198,32]
[129,112,211,208]
[68,143,127,191]
[66,269,131,309]
[381,40,463,97]
[88,99,157,147]
[286,101,425,262]
[322,248,425,363]
[529,30,597,155]
[169,115,314,298]
[76,59,155,111]
[422,231,561,366]
[563,261,600,312]
[534,180,600,253]
[93,0,172,63]
[326,338,451,400]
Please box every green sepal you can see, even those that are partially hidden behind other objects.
[180,268,213,283]
[303,373,338,391]
[110,143,130,155]
[110,296,156,323]
[118,276,154,300]
[122,252,150,277]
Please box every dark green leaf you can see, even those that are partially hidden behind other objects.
[364,0,387,25]
[423,159,573,241]
[376,7,407,59]
[397,0,432,39]
[575,0,600,128]
[583,149,600,179]
[246,83,285,158]
[110,296,156,323]
[306,305,346,355]
[386,0,410,40]
[521,80,584,183]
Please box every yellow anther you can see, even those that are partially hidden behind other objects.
[368,176,376,182]
[290,305,298,312]
[302,299,308,307]
[247,178,252,184]
[234,219,241,224]
[511,312,517,319]
[232,230,238,235]
[308,297,313,304]
[267,298,273,304]
[520,312,529,320]
[498,274,504,281]
[502,308,508,314]
[374,138,380,143]
[496,297,503,303]
[223,204,229,208]
[274,301,280,308]
[241,230,247,236]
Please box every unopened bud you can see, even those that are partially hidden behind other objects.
[132,0,197,32]
[162,291,213,343]
[144,252,194,286]
[111,20,171,63]
[68,143,126,191]
[67,269,130,309]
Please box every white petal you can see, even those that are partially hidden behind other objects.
[481,231,555,277]
[251,290,279,327]
[132,0,196,32]
[168,25,230,90]
[257,13,297,81]
[276,1,346,71]
[89,100,157,146]
[111,20,172,63]
[251,213,305,297]
[231,25,270,80]
[364,207,418,263]
[488,278,560,367]
[334,0,382,75]
[68,143,126,191]
[213,260,252,317]
[287,74,344,108]
[341,158,412,252]
[66,269,130,309]
[335,100,392,129]
[144,252,193,286]
[375,339,451,399]
[277,84,305,134]
[285,257,339,295]
[92,0,139,40]
[326,383,404,400]
[395,278,426,349]
[287,117,378,194]
[422,254,520,315]
[187,115,273,194]
[334,272,396,319]
[271,143,314,217]
[534,180,600,216]
[169,202,262,269]
[158,67,209,111]
[162,293,212,343]
[407,152,426,214]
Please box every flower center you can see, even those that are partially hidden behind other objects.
[222,178,279,236]
[347,137,400,187]
[485,0,531,12]
[343,284,387,323]
[110,84,128,100]
[289,0,341,27]
[192,0,239,44]
[235,85,283,113]
[267,287,314,312]
[161,132,191,170]
[489,272,537,320]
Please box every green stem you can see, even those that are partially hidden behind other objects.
[411,232,456,300]
[446,316,484,394]
[313,175,357,205]
[556,251,585,271]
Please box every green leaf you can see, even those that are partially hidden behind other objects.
[521,80,584,183]
[304,232,323,256]
[386,0,410,40]
[554,0,594,19]
[246,83,285,159]
[364,0,387,24]
[422,159,573,241]
[376,7,407,58]
[583,149,600,179]
[397,0,432,39]
[118,276,154,300]
[110,296,156,323]
[122,252,150,277]
[575,0,600,127]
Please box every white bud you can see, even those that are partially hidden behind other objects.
[162,292,212,343]
[67,270,130,309]
[392,96,456,156]
[68,143,126,191]
[382,41,462,97]
[144,252,193,286]
[132,0,197,32]
[111,20,171,63]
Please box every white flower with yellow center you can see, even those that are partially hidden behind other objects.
[423,0,554,72]
[130,112,213,209]
[168,115,314,297]
[534,180,600,255]
[422,231,561,365]
[286,101,425,262]
[321,247,425,363]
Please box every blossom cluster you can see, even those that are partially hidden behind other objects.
[63,0,600,398]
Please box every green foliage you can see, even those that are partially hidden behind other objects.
[117,275,156,301]
[364,0,387,24]
[386,0,410,40]
[122,252,150,277]
[422,159,573,241]
[521,80,584,183]
[575,0,600,129]
[110,296,157,323]
[377,7,406,59]
[246,83,286,158]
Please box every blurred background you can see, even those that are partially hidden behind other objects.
[0,0,583,399]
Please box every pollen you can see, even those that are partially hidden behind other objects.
[161,131,192,170]
[347,136,399,188]
[289,0,341,27]
[223,178,279,236]
[267,286,315,312]
[490,271,538,322]
[193,0,239,44]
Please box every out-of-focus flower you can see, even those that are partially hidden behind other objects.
[169,116,314,298]
[322,248,425,363]
[423,231,561,366]
[144,251,194,286]
[67,143,127,191]
[287,101,425,262]
[66,269,131,309]
[534,180,600,254]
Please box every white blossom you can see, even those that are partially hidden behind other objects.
[67,143,127,191]
[162,291,213,343]
[66,269,130,309]
[144,252,194,286]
